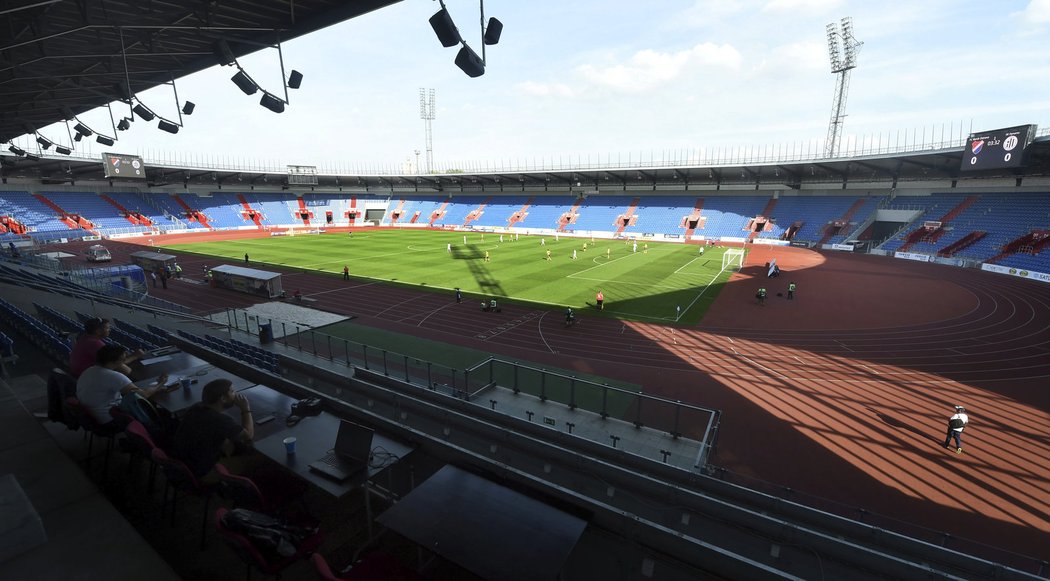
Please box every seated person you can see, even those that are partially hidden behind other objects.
[70,317,144,377]
[172,379,254,479]
[489,299,499,312]
[76,345,169,426]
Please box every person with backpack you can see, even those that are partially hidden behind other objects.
[944,405,969,454]
[77,345,170,427]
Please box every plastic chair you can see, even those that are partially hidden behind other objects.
[122,419,161,491]
[214,507,324,581]
[152,447,217,550]
[64,396,123,479]
[214,464,308,516]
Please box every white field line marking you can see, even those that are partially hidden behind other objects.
[568,275,690,291]
[536,312,556,353]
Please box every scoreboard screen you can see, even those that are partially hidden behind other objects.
[960,124,1035,171]
[102,152,146,179]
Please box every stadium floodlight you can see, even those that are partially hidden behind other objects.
[824,16,863,158]
[214,34,299,111]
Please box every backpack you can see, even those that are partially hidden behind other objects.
[221,509,319,558]
[120,392,179,446]
[949,417,964,429]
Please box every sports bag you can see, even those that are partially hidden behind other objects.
[948,417,964,429]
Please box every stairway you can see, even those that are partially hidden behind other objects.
[898,196,979,253]
[462,197,492,228]
[613,197,641,236]
[173,194,211,229]
[295,196,312,226]
[347,196,358,226]
[818,198,867,245]
[558,198,584,232]
[32,194,80,229]
[682,198,705,240]
[937,231,986,257]
[427,198,450,227]
[507,197,533,228]
[100,195,141,225]
[987,230,1050,263]
[236,194,264,227]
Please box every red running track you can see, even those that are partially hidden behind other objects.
[52,234,1050,569]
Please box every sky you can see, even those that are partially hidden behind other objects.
[22,0,1050,174]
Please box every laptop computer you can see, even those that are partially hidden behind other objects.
[307,420,375,482]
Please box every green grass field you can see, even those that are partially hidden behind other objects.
[164,229,742,324]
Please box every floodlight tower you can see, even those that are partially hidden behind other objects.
[419,88,436,173]
[824,17,862,158]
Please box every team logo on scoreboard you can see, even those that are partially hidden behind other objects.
[970,140,984,155]
[109,157,121,167]
[1003,135,1018,151]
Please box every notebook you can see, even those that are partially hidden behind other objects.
[307,420,375,482]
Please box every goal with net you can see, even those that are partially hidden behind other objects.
[722,248,746,271]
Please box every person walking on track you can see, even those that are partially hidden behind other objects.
[944,406,969,454]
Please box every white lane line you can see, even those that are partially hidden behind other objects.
[861,364,880,375]
[536,312,556,353]
[417,301,457,327]
[835,340,854,352]
[739,355,789,379]
[793,356,806,365]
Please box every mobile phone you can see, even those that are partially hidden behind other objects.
[255,414,276,425]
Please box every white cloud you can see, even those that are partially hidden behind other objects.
[1016,0,1050,25]
[762,0,843,13]
[576,43,742,92]
[515,81,577,98]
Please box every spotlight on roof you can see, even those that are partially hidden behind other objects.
[74,133,84,142]
[157,119,180,134]
[74,123,93,137]
[55,145,72,155]
[182,101,195,115]
[259,92,285,113]
[36,136,54,149]
[96,135,115,146]
[8,145,26,156]
[231,70,258,95]
[132,103,155,121]
[117,118,131,131]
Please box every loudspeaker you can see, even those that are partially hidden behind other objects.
[455,45,485,77]
[117,118,131,131]
[214,40,236,66]
[429,8,462,47]
[182,101,195,115]
[484,17,503,45]
[132,103,155,121]
[55,145,72,155]
[287,70,303,89]
[73,123,93,136]
[259,92,285,113]
[96,135,115,146]
[231,70,258,95]
[157,119,180,134]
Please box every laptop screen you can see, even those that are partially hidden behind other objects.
[334,420,375,463]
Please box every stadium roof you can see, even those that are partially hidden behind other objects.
[0,0,401,144]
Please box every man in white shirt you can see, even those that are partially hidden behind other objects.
[76,345,168,426]
[944,405,969,454]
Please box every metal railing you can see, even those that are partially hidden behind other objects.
[221,307,721,467]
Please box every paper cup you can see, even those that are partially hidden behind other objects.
[283,436,297,454]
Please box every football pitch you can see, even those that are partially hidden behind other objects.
[163,229,742,324]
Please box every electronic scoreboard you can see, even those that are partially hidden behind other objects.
[102,152,146,179]
[960,124,1036,171]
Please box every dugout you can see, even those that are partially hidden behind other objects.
[209,264,283,298]
[129,250,177,273]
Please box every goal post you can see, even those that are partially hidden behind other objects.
[722,248,746,271]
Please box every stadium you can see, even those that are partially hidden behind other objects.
[1,2,1049,580]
